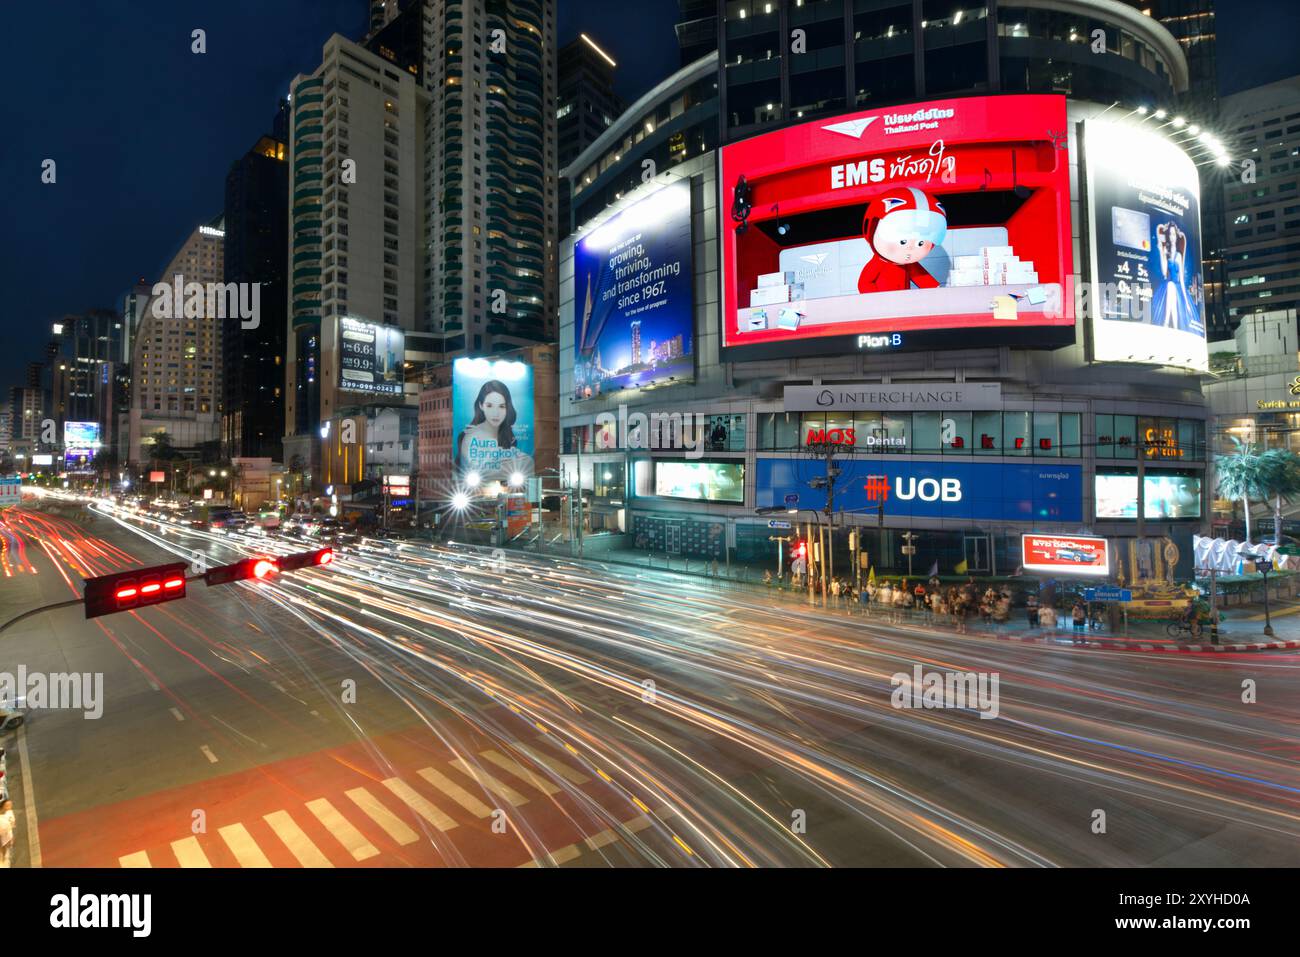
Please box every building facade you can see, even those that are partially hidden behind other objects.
[558,4,1211,580]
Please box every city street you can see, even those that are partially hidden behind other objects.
[2,499,1297,868]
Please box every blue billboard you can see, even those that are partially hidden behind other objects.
[573,180,694,399]
[756,458,1082,523]
[452,357,534,485]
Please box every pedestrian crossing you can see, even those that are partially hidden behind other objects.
[114,740,656,869]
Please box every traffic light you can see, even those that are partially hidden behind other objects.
[276,547,335,571]
[204,556,279,587]
[792,541,807,560]
[84,562,188,619]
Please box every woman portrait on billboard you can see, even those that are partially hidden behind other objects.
[456,379,534,482]
[1151,221,1198,332]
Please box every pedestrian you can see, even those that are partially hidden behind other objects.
[1071,601,1087,643]
[763,569,773,587]
[831,577,842,598]
[1025,590,1040,628]
[0,799,15,868]
[1039,601,1057,630]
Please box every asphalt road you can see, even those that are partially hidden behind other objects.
[2,495,1298,868]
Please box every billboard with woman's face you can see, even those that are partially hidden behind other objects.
[452,357,535,486]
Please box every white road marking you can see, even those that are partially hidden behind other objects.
[218,823,273,867]
[169,707,184,722]
[306,798,379,862]
[345,787,419,845]
[450,758,528,806]
[481,749,561,795]
[264,810,333,868]
[382,777,458,832]
[200,745,218,763]
[585,828,618,850]
[119,850,151,868]
[15,720,41,867]
[170,836,212,868]
[416,766,492,818]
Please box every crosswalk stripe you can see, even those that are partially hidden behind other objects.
[219,823,273,868]
[170,836,212,868]
[119,851,152,868]
[264,810,333,868]
[306,798,379,862]
[550,843,582,864]
[625,814,652,833]
[450,758,529,806]
[585,828,618,850]
[417,766,492,818]
[345,787,419,845]
[480,748,562,796]
[382,777,458,832]
[519,742,591,785]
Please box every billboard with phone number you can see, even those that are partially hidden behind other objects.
[719,95,1074,360]
[1021,533,1111,577]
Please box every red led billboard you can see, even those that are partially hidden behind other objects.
[719,95,1075,359]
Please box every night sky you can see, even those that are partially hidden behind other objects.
[0,0,1290,393]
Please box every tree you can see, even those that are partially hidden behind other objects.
[1260,448,1300,543]
[144,429,180,463]
[1215,440,1277,544]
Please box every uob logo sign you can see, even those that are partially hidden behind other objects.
[865,474,963,502]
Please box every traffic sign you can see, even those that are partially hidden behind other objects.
[901,545,916,555]
[1084,586,1131,602]
[783,493,799,506]
[768,520,791,529]
[1276,545,1300,556]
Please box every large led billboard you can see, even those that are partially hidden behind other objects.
[653,461,745,503]
[1095,471,1203,519]
[452,357,534,485]
[573,180,695,399]
[1021,534,1111,578]
[338,317,404,396]
[64,421,102,448]
[1084,120,1207,371]
[719,95,1074,360]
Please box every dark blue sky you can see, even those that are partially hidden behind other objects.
[0,0,1289,393]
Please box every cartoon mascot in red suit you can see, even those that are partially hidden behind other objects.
[856,186,948,293]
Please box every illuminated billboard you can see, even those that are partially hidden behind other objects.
[452,357,534,485]
[1095,471,1203,520]
[652,461,745,503]
[338,317,404,396]
[1084,120,1207,371]
[718,95,1074,360]
[573,180,694,399]
[1022,533,1111,577]
[64,421,102,448]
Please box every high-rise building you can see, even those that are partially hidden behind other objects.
[283,34,428,479]
[127,218,225,464]
[557,35,621,170]
[224,128,289,462]
[51,309,122,458]
[1221,74,1300,325]
[675,0,717,67]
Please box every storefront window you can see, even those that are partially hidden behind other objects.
[941,412,971,453]
[1003,411,1030,455]
[911,412,941,453]
[1113,414,1137,458]
[854,412,882,447]
[882,413,909,451]
[594,462,625,498]
[773,412,798,449]
[1033,412,1060,456]
[973,410,1001,455]
[1061,413,1081,456]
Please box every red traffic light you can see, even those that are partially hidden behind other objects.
[276,547,335,572]
[204,556,280,587]
[84,562,189,619]
[792,541,807,560]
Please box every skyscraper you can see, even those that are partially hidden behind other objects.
[224,126,288,462]
[127,218,225,464]
[557,34,621,170]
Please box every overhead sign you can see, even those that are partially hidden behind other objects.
[768,520,792,529]
[1084,120,1207,371]
[784,382,1002,412]
[719,94,1074,361]
[1021,533,1111,577]
[0,477,21,506]
[757,459,1081,522]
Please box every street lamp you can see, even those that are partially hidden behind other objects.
[509,471,525,487]
[466,471,482,489]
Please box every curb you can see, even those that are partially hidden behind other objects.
[962,627,1300,653]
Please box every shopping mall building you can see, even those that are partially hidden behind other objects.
[558,2,1218,577]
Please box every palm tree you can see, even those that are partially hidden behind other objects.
[1259,448,1300,543]
[1216,439,1275,544]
